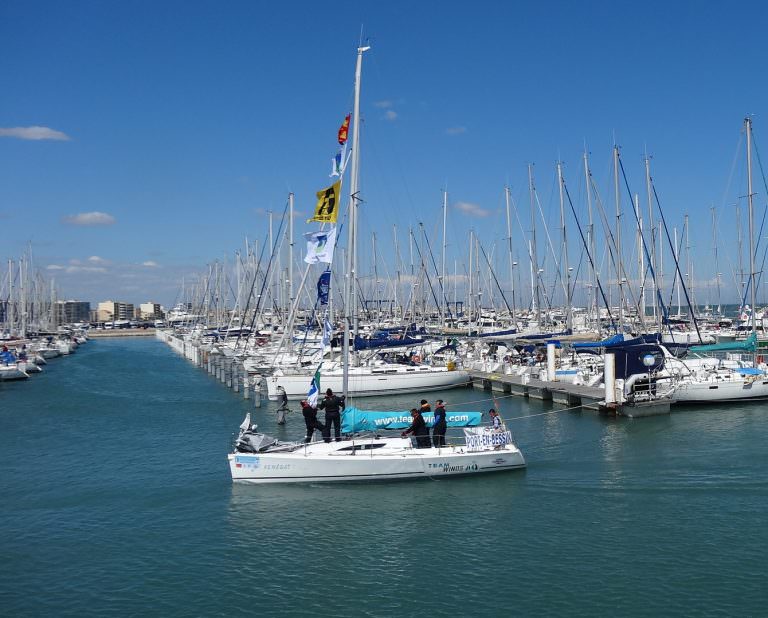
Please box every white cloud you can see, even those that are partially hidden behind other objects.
[88,256,110,265]
[63,211,116,226]
[445,126,467,135]
[0,126,71,141]
[46,264,65,271]
[454,201,490,217]
[66,266,108,274]
[142,261,159,267]
[374,100,393,108]
[384,110,398,121]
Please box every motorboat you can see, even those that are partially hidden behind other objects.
[228,410,526,484]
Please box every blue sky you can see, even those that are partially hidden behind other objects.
[2,0,768,309]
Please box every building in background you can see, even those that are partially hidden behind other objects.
[54,300,91,325]
[96,300,135,322]
[139,302,163,320]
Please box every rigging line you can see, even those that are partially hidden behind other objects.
[562,182,616,331]
[476,239,513,315]
[651,182,703,342]
[420,222,454,320]
[617,157,664,331]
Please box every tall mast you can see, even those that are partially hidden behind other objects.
[288,192,294,312]
[711,206,722,315]
[583,152,598,330]
[441,188,448,323]
[342,43,369,396]
[557,162,572,331]
[528,164,541,326]
[644,155,658,329]
[613,145,624,330]
[635,193,646,325]
[504,186,516,323]
[746,116,757,334]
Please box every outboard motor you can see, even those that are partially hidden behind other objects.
[234,413,278,453]
[236,431,278,453]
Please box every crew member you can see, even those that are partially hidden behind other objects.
[432,399,447,448]
[489,408,502,430]
[319,388,345,442]
[402,408,430,448]
[300,400,325,443]
[419,399,431,413]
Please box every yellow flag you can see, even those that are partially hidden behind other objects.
[308,181,341,224]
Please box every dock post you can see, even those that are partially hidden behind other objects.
[243,370,250,399]
[233,362,240,392]
[604,352,616,404]
[226,360,233,388]
[547,342,557,382]
[253,377,262,408]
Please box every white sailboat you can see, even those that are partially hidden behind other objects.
[228,45,525,484]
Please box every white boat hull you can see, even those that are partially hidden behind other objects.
[671,375,768,403]
[229,436,525,483]
[266,366,470,400]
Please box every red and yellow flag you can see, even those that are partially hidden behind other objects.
[337,114,350,145]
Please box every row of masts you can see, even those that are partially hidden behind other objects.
[173,116,764,348]
[1,247,61,337]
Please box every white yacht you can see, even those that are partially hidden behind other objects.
[229,412,525,484]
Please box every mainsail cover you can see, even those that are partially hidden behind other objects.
[689,332,757,353]
[341,407,483,433]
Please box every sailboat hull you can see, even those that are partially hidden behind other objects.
[266,367,470,400]
[229,436,525,483]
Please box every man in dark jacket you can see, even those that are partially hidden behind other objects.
[432,399,447,447]
[419,399,431,414]
[319,388,345,442]
[402,408,430,448]
[301,400,325,443]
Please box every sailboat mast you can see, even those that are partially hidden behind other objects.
[504,186,516,323]
[288,193,294,311]
[557,162,572,331]
[528,165,540,326]
[746,116,757,334]
[441,189,448,323]
[583,152,598,330]
[644,155,658,328]
[342,44,369,396]
[613,145,624,330]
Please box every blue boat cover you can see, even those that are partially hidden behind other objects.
[571,334,625,348]
[341,407,483,433]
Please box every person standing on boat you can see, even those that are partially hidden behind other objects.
[276,386,289,425]
[402,408,430,448]
[319,388,345,442]
[432,399,447,447]
[419,399,431,414]
[300,400,325,443]
[489,408,502,430]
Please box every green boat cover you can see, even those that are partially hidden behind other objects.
[689,332,757,353]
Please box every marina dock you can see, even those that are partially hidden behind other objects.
[467,369,671,418]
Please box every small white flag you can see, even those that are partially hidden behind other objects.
[307,365,322,408]
[322,318,332,348]
[304,227,337,264]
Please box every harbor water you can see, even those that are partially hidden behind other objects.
[1,338,766,616]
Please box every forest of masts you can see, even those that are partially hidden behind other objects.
[175,120,765,337]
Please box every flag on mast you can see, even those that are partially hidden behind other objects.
[307,181,341,223]
[304,227,337,264]
[307,365,322,408]
[337,114,350,145]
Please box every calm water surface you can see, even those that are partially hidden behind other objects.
[1,338,766,617]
